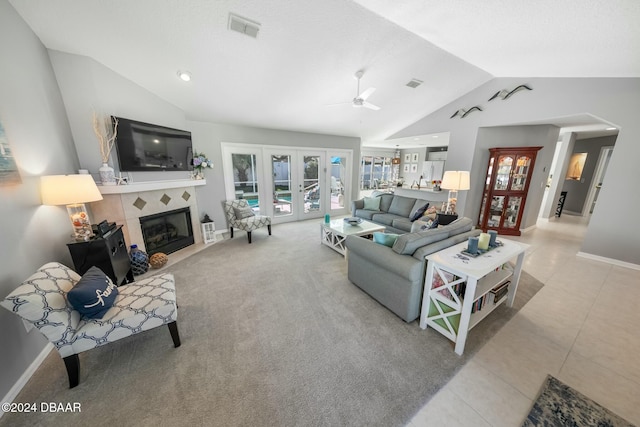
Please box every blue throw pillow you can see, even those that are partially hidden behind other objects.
[373,232,400,247]
[363,196,381,211]
[67,266,118,319]
[410,203,430,222]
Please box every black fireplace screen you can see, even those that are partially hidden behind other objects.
[140,207,194,255]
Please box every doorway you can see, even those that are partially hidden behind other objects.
[584,146,613,216]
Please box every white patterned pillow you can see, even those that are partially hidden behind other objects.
[234,206,255,219]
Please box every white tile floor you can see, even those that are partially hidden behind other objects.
[408,215,640,426]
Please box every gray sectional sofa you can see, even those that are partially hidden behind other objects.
[345,217,481,322]
[351,192,437,234]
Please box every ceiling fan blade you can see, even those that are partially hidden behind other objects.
[362,101,381,111]
[325,101,351,107]
[358,87,376,100]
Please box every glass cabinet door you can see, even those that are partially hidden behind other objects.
[502,196,523,229]
[510,156,531,191]
[488,195,505,227]
[494,156,513,190]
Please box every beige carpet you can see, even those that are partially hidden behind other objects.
[0,220,543,427]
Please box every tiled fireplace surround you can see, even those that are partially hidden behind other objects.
[90,180,206,254]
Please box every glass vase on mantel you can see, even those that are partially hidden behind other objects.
[99,163,116,185]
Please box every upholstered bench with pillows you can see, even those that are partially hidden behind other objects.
[0,262,180,388]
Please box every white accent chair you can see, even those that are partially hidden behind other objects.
[0,262,180,388]
[223,199,272,243]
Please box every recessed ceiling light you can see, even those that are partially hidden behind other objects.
[606,127,616,130]
[153,139,160,144]
[432,135,439,138]
[177,71,192,82]
[413,137,420,141]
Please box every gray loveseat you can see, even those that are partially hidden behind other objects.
[351,192,436,234]
[345,217,481,322]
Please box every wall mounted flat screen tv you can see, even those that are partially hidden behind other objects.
[113,116,193,172]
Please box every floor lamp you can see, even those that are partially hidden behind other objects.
[41,175,104,241]
[441,171,470,215]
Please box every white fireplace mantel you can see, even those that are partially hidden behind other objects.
[91,179,206,253]
[97,179,207,195]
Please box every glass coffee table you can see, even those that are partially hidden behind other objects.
[320,219,385,256]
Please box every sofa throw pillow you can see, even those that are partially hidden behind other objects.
[419,218,439,230]
[410,203,429,222]
[67,266,118,319]
[423,205,438,221]
[373,232,400,247]
[234,206,255,219]
[363,196,381,211]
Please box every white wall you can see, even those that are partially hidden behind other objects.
[48,51,189,183]
[0,0,81,400]
[390,77,640,265]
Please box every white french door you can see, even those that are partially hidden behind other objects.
[222,143,351,224]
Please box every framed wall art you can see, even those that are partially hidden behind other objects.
[0,119,21,186]
[410,164,418,173]
[403,164,410,173]
[411,153,419,163]
[404,153,411,163]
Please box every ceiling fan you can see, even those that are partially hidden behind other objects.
[327,70,381,111]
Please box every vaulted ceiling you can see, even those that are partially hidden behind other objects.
[9,0,640,147]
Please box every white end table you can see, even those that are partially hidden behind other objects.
[320,219,385,256]
[420,238,529,355]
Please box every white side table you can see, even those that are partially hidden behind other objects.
[420,238,529,355]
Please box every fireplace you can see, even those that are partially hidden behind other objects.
[140,207,194,255]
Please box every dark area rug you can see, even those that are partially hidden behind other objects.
[523,375,634,427]
[1,220,543,427]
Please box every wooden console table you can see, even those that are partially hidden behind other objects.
[419,238,528,355]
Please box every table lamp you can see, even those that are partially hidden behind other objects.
[41,174,104,241]
[441,171,470,214]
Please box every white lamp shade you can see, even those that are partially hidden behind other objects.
[441,171,470,191]
[41,175,103,205]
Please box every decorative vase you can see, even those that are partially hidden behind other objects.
[192,169,204,180]
[99,163,116,185]
[129,244,149,276]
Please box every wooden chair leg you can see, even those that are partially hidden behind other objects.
[63,354,80,388]
[268,224,272,235]
[168,321,181,347]
[247,231,252,244]
[230,227,234,238]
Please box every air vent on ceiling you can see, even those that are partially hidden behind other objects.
[228,13,261,38]
[406,79,423,88]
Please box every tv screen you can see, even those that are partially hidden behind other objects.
[113,117,193,172]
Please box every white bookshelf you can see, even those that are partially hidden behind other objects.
[420,238,528,355]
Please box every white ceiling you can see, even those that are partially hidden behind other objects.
[9,0,640,148]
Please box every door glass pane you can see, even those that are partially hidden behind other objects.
[503,196,522,229]
[510,156,531,191]
[330,156,346,211]
[488,196,504,227]
[303,155,320,213]
[272,154,292,217]
[232,153,260,212]
[494,156,513,190]
[361,156,373,189]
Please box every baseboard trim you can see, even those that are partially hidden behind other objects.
[577,252,640,271]
[521,224,537,234]
[0,343,54,415]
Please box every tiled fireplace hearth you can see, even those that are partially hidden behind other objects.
[90,180,206,254]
